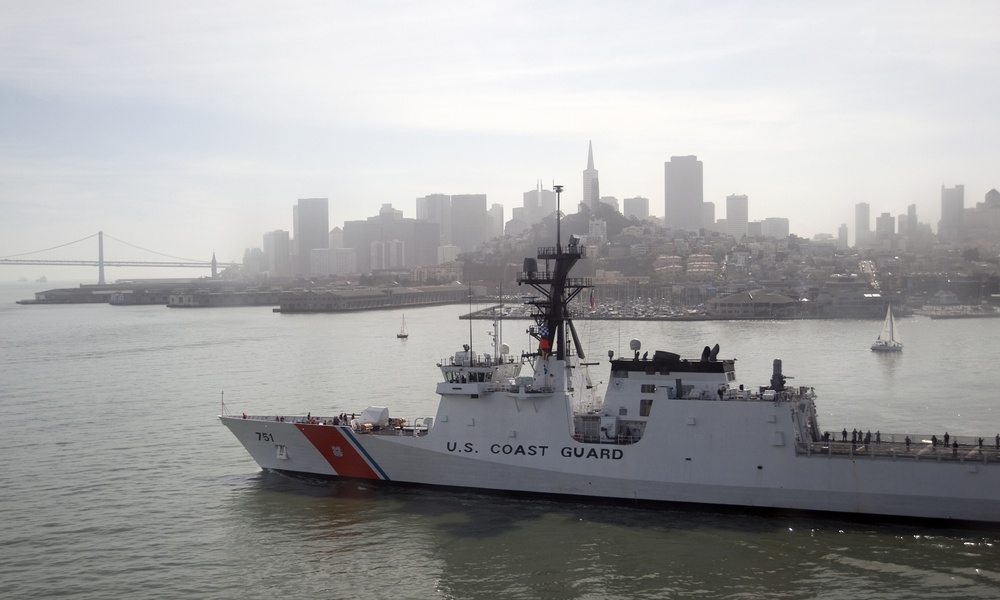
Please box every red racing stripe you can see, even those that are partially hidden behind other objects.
[295,425,381,479]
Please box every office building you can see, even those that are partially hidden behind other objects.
[293,198,329,276]
[762,217,789,239]
[855,202,871,247]
[875,212,894,244]
[939,185,964,242]
[343,204,440,272]
[262,229,291,277]
[522,181,557,225]
[664,156,703,231]
[588,219,607,244]
[450,194,489,252]
[310,247,357,276]
[417,193,451,246]
[488,203,504,239]
[623,196,650,221]
[702,202,715,231]
[905,204,918,237]
[726,194,748,239]
[329,227,343,250]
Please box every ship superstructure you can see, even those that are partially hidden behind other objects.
[221,187,1000,523]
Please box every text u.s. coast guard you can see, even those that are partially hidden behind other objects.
[446,442,623,460]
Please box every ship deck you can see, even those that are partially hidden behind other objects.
[802,437,1000,465]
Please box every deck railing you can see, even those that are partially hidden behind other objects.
[800,436,1000,464]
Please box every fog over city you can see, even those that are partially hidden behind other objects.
[2,1,1000,280]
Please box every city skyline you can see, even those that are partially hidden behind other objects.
[3,1,1000,281]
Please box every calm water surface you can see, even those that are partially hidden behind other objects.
[1,282,998,599]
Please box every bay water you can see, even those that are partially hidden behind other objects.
[1,282,998,599]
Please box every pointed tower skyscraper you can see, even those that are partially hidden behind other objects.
[583,140,600,211]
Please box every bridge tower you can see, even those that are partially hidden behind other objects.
[98,231,105,285]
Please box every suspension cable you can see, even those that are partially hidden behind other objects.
[101,233,207,263]
[0,233,99,259]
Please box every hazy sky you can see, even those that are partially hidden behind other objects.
[2,1,999,281]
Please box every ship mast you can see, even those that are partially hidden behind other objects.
[518,184,592,360]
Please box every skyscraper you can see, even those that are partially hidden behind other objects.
[664,156,703,231]
[262,230,291,277]
[488,203,504,239]
[726,194,748,239]
[855,202,871,247]
[450,194,489,252]
[939,184,964,242]
[702,202,716,231]
[838,224,849,249]
[343,205,439,272]
[875,212,895,246]
[583,141,600,210]
[417,193,451,246]
[293,198,329,276]
[522,182,556,225]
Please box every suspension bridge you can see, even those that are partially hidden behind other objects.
[0,232,227,284]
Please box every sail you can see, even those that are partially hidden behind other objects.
[871,306,902,351]
[397,314,408,338]
[877,306,899,344]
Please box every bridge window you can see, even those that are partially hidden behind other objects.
[641,384,656,393]
[640,399,652,417]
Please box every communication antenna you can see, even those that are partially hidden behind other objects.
[553,184,563,250]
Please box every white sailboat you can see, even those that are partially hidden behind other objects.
[396,314,409,339]
[871,305,902,352]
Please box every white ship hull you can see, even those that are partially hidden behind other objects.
[221,388,1000,523]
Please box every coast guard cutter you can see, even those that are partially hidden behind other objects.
[221,186,1000,523]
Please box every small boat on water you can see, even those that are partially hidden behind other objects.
[221,186,999,524]
[396,314,409,339]
[871,305,903,352]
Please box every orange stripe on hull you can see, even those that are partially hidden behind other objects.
[295,425,384,479]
